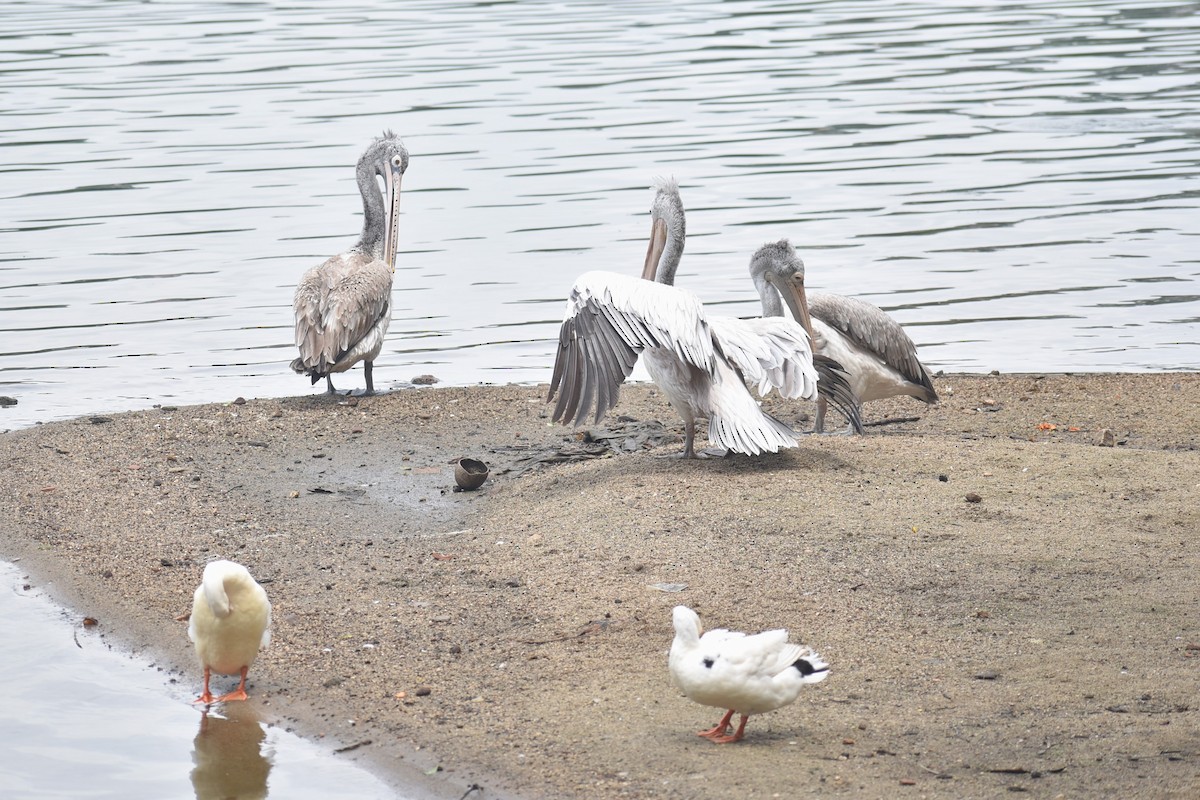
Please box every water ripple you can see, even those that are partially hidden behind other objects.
[1,0,1198,429]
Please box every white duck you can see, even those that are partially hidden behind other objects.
[188,560,272,704]
[668,605,828,743]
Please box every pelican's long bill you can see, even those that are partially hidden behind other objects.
[771,271,814,341]
[382,159,404,272]
[642,216,668,281]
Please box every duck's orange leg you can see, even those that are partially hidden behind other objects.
[214,666,250,702]
[697,709,735,740]
[709,713,750,744]
[194,666,216,705]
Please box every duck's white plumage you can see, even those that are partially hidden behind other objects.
[669,605,828,743]
[547,179,821,458]
[188,559,271,704]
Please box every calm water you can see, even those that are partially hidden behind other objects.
[2,0,1199,430]
[0,561,401,799]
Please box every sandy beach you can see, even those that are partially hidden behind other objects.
[2,373,1198,798]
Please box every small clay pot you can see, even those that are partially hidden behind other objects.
[454,457,489,491]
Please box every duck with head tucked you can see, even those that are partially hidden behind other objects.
[188,559,272,704]
[669,605,828,743]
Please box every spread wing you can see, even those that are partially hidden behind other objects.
[293,251,392,375]
[808,292,936,399]
[547,271,714,426]
[707,315,819,401]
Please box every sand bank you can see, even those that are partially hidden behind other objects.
[2,373,1198,798]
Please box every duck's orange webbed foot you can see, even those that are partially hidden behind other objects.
[214,666,250,703]
[697,709,735,740]
[707,714,749,744]
[194,667,216,704]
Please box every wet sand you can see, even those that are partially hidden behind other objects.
[2,373,1198,798]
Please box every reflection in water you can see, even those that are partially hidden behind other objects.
[0,0,1197,431]
[192,706,270,800]
[0,561,400,799]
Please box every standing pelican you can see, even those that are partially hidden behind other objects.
[188,560,272,705]
[292,132,408,395]
[548,178,836,458]
[750,240,938,433]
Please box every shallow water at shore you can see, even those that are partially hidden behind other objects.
[0,561,401,800]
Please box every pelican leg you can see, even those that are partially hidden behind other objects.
[213,666,250,703]
[324,374,338,395]
[698,709,735,740]
[194,666,216,705]
[708,713,750,744]
[681,420,698,458]
[812,397,828,434]
[656,419,701,459]
[363,361,375,396]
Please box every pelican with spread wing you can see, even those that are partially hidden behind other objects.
[548,179,850,457]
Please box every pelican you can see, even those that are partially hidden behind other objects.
[750,240,938,433]
[188,560,272,705]
[292,132,408,395]
[669,606,829,744]
[548,178,841,458]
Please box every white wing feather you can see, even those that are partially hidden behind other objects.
[563,271,714,370]
[708,316,818,401]
[548,271,715,426]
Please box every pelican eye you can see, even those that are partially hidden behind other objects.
[702,658,714,669]
[391,155,403,167]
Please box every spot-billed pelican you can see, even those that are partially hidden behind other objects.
[750,240,938,433]
[292,132,408,395]
[669,605,829,744]
[189,560,272,704]
[548,178,837,458]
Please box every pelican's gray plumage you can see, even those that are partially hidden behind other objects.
[750,240,938,433]
[548,178,827,458]
[292,132,408,395]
